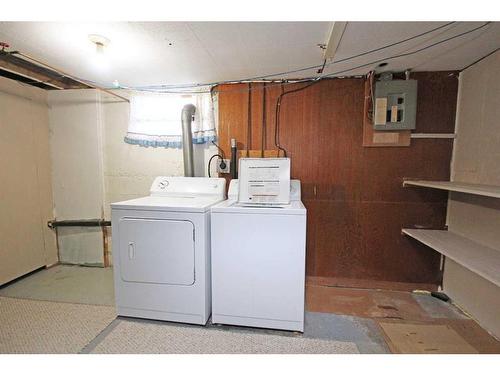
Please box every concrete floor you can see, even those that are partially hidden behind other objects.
[1,265,499,353]
[0,265,114,306]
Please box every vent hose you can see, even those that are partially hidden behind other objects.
[181,104,196,177]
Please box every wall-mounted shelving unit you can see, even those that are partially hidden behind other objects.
[403,179,500,286]
[402,229,500,287]
[402,180,500,199]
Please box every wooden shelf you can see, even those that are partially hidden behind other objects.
[403,180,500,199]
[402,229,500,287]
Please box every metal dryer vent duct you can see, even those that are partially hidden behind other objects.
[181,104,196,177]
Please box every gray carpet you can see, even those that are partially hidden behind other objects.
[0,265,115,306]
[411,294,468,319]
[90,319,359,354]
[304,312,390,353]
[0,296,116,353]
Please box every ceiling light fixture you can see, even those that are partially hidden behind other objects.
[88,34,110,70]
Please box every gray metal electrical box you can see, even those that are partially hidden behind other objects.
[373,79,418,130]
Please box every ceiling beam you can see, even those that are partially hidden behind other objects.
[0,53,89,89]
[324,22,348,61]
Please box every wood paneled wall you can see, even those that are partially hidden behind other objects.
[216,72,458,289]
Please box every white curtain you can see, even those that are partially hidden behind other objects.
[125,92,216,148]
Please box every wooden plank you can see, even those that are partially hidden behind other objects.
[237,149,282,158]
[402,229,500,286]
[217,73,456,285]
[306,285,430,320]
[440,318,500,354]
[306,276,438,292]
[379,322,478,354]
[403,180,500,199]
[323,22,347,61]
[0,54,89,89]
[0,58,65,89]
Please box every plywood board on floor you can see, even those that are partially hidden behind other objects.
[379,322,478,354]
[306,285,430,321]
[439,318,500,354]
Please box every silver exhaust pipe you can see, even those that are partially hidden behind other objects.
[181,104,196,177]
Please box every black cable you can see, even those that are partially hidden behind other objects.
[208,154,223,178]
[116,21,481,97]
[274,83,285,157]
[317,59,327,74]
[327,21,456,67]
[271,22,490,159]
[261,82,267,157]
[320,22,491,80]
[274,79,321,158]
[211,140,225,159]
[246,82,252,156]
[460,47,500,72]
[124,22,457,91]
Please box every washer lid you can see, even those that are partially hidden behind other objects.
[211,199,306,215]
[111,195,224,213]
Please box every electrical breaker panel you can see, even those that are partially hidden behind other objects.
[373,79,417,130]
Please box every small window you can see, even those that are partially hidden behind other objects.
[125,92,216,148]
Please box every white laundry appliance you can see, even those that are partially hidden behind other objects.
[111,176,225,325]
[210,177,307,332]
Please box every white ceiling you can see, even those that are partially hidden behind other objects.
[0,21,498,88]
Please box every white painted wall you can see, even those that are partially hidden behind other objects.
[0,77,57,285]
[101,92,218,217]
[444,50,500,338]
[48,89,218,265]
[48,90,106,265]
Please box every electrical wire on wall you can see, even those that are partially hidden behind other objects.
[26,20,458,95]
[261,82,267,158]
[207,140,227,177]
[246,82,252,157]
[10,20,479,97]
[366,70,375,122]
[126,22,460,92]
[204,21,491,99]
[4,21,490,97]
[274,79,321,157]
[211,140,226,159]
[188,22,491,161]
[118,21,462,93]
[320,22,491,80]
[207,154,223,178]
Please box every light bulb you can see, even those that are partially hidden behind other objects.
[88,34,110,71]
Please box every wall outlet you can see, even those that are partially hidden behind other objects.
[217,159,231,173]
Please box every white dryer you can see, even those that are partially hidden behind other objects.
[111,176,225,325]
[211,180,307,332]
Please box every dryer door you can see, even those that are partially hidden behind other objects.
[118,218,195,285]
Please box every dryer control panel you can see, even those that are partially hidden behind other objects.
[150,176,226,198]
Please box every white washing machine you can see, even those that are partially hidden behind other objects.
[111,176,225,325]
[211,179,307,332]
